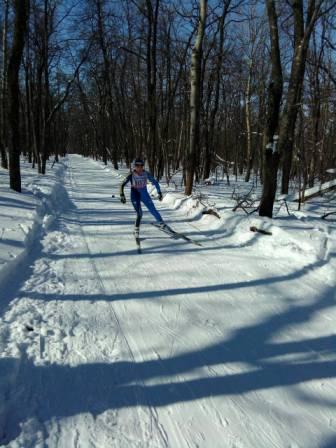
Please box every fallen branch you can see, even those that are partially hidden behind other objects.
[232,185,256,214]
[294,179,336,202]
[250,226,272,235]
[232,198,249,212]
[202,209,221,219]
[276,196,292,216]
[247,207,259,215]
[321,211,336,220]
[233,199,258,214]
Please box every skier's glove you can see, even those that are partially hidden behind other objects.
[120,193,126,204]
[158,192,163,201]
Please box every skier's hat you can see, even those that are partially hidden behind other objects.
[133,158,145,167]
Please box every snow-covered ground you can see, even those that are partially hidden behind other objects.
[0,155,335,448]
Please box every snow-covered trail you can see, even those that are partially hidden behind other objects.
[1,155,336,448]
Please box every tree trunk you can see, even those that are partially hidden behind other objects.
[7,0,30,192]
[96,0,115,166]
[203,7,227,180]
[145,0,160,174]
[244,66,253,182]
[0,0,9,169]
[279,0,322,194]
[259,0,283,218]
[185,0,207,195]
[41,0,51,175]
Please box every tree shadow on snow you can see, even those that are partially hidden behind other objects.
[320,435,336,448]
[1,282,335,445]
[21,250,336,303]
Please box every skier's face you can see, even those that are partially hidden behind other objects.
[134,164,144,173]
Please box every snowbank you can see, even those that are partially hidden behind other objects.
[0,159,70,441]
[0,160,67,294]
[161,189,335,269]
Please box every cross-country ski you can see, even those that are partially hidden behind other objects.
[151,222,202,246]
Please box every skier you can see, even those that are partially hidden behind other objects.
[119,159,166,236]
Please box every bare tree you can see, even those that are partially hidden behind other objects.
[0,0,9,169]
[185,0,207,196]
[7,0,30,191]
[279,0,330,194]
[259,0,283,218]
[203,1,232,180]
[259,0,335,217]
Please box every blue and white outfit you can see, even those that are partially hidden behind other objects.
[120,170,163,228]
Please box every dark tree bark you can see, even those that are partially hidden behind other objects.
[259,0,283,218]
[279,0,324,194]
[203,3,229,180]
[96,0,116,167]
[41,0,51,175]
[307,20,327,188]
[185,0,207,196]
[7,0,30,192]
[244,65,253,182]
[145,0,160,174]
[0,0,9,169]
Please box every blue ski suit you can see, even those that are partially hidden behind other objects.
[120,170,163,228]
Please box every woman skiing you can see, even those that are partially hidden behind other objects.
[119,159,166,236]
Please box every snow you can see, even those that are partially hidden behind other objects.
[293,178,336,201]
[0,155,336,447]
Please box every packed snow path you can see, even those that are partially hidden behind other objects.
[1,155,336,447]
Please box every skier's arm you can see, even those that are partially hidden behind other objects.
[119,174,132,196]
[119,174,132,203]
[146,172,161,194]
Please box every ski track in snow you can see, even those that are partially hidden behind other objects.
[0,154,335,448]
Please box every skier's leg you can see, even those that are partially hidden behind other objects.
[131,189,143,229]
[141,190,163,223]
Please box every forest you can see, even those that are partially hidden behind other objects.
[1,0,336,217]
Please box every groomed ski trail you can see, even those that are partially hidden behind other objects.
[0,154,335,448]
